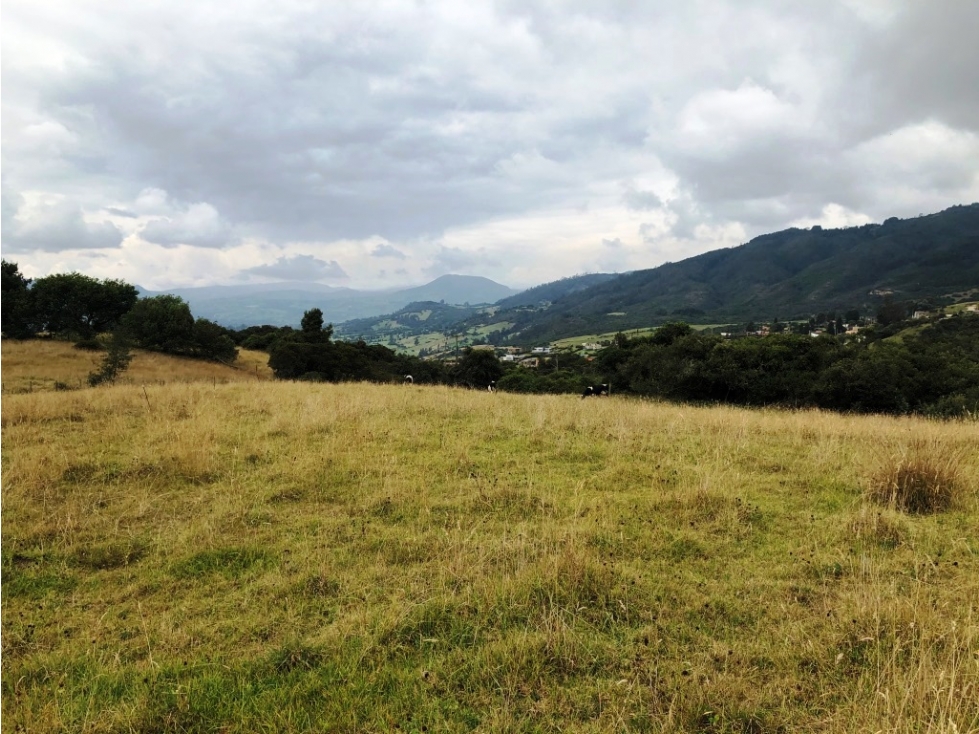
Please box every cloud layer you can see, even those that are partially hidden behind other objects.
[3,0,977,289]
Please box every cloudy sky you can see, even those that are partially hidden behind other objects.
[3,1,977,291]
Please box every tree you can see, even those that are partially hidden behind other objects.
[876,297,908,327]
[29,272,138,337]
[120,296,238,362]
[191,319,238,362]
[121,295,196,353]
[650,322,693,346]
[301,308,324,335]
[453,348,504,388]
[87,330,134,386]
[300,308,333,343]
[1,260,34,338]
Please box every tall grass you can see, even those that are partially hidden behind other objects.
[0,339,272,393]
[2,376,977,732]
[865,438,965,513]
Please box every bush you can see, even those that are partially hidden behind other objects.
[73,338,104,351]
[920,392,979,420]
[865,439,963,514]
[87,332,134,387]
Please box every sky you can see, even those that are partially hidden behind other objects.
[2,0,978,291]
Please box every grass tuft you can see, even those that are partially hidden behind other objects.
[865,439,964,513]
[171,547,275,579]
[71,538,149,570]
[267,640,326,673]
[847,504,909,549]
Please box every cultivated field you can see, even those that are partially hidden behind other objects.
[2,363,978,731]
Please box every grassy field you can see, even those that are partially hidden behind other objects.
[2,349,978,732]
[0,339,273,393]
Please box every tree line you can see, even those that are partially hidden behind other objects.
[0,261,511,389]
[592,318,979,417]
[5,260,976,416]
[2,261,236,378]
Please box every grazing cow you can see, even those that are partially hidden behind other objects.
[404,374,413,384]
[581,383,609,399]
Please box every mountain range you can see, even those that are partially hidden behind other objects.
[332,203,979,348]
[141,274,518,327]
[505,203,979,342]
[145,204,979,344]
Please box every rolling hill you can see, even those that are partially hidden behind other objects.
[141,274,518,328]
[497,203,979,343]
[333,204,979,349]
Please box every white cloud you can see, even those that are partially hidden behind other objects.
[843,121,979,214]
[1,191,124,253]
[141,201,233,248]
[675,79,808,159]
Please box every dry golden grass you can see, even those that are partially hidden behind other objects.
[2,364,978,732]
[865,437,966,514]
[0,339,271,393]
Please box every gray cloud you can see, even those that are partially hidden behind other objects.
[623,187,662,212]
[371,242,407,259]
[104,206,138,218]
[241,255,348,282]
[424,244,497,278]
[1,189,124,253]
[2,0,977,288]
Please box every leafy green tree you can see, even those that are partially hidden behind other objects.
[650,322,693,346]
[235,325,293,350]
[267,341,312,379]
[300,308,333,342]
[1,260,34,338]
[191,319,237,362]
[120,296,237,362]
[121,295,195,353]
[30,272,138,337]
[453,348,504,388]
[87,330,134,386]
[876,297,908,326]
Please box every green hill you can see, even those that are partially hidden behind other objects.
[331,204,979,348]
[507,204,979,342]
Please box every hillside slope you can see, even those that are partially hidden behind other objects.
[507,203,979,342]
[0,339,271,393]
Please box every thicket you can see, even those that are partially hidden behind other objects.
[1,261,236,365]
[1,261,137,339]
[120,295,237,362]
[262,309,512,388]
[239,307,979,417]
[597,315,979,417]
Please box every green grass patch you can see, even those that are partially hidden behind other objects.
[2,380,978,732]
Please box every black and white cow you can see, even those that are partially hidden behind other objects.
[404,374,414,384]
[581,383,609,399]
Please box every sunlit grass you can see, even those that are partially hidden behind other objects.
[865,438,965,513]
[0,339,271,393]
[2,365,977,732]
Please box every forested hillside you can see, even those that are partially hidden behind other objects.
[501,204,979,342]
